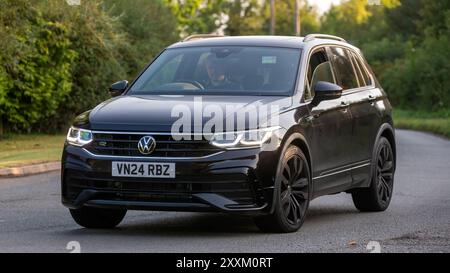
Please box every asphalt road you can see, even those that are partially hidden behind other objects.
[0,129,449,253]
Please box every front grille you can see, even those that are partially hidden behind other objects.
[85,133,221,157]
[64,171,259,205]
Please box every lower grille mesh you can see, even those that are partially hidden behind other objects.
[64,171,257,205]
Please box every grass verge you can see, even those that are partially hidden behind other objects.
[0,134,66,168]
[393,109,450,139]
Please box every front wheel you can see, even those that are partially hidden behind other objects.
[352,136,395,211]
[254,146,311,233]
[69,207,127,229]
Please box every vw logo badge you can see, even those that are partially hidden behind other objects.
[137,136,156,155]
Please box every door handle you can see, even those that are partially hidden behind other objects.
[340,101,349,107]
[339,101,349,113]
[368,94,377,106]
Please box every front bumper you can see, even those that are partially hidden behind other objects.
[61,145,280,215]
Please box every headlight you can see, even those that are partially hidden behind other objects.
[66,127,93,146]
[210,126,281,149]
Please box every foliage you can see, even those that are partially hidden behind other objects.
[166,0,226,36]
[0,0,449,134]
[393,109,450,138]
[0,0,75,132]
[321,0,449,112]
[0,0,178,133]
[105,0,179,74]
[259,0,320,36]
[321,0,400,44]
[225,0,266,35]
[380,0,450,111]
[382,35,450,110]
[31,0,132,132]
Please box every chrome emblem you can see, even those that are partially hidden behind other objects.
[137,136,156,155]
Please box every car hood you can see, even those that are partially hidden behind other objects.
[85,95,292,132]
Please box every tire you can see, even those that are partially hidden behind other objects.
[69,207,127,229]
[254,145,311,233]
[352,136,395,212]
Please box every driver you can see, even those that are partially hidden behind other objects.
[204,54,241,90]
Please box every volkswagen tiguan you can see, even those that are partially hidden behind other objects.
[62,34,396,233]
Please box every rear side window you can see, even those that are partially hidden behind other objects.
[350,53,366,86]
[328,47,358,90]
[351,52,372,86]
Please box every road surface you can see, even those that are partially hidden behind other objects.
[0,129,449,253]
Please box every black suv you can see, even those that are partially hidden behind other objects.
[62,34,396,233]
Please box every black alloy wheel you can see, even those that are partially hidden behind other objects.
[352,137,395,212]
[280,152,309,226]
[376,140,395,205]
[254,146,310,233]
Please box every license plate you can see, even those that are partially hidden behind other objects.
[112,162,175,178]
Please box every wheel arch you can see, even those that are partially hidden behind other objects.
[269,131,313,214]
[289,136,313,177]
[376,123,397,164]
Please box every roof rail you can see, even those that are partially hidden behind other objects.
[303,34,346,43]
[183,34,225,42]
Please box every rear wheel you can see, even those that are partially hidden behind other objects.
[352,137,395,211]
[69,207,127,229]
[254,146,310,233]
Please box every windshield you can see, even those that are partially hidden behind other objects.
[129,46,301,96]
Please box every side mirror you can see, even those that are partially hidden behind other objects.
[311,81,343,106]
[109,80,128,97]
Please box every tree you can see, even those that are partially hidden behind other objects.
[417,0,450,38]
[166,0,226,36]
[0,0,76,132]
[294,0,300,36]
[225,0,265,35]
[319,0,450,111]
[321,0,399,44]
[105,0,179,75]
[270,0,275,35]
[321,0,373,43]
[298,0,320,35]
[39,0,135,131]
[261,0,319,36]
[380,0,450,111]
[381,35,450,110]
[384,0,422,40]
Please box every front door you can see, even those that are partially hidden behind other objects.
[304,47,354,196]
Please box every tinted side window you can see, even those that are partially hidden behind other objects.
[350,53,365,86]
[305,49,334,100]
[351,52,372,86]
[329,47,358,90]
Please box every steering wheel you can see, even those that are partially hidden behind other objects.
[176,80,206,90]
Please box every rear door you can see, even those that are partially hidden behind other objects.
[346,50,383,186]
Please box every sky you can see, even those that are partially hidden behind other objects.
[310,0,343,14]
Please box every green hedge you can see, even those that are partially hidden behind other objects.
[0,0,178,133]
[0,0,75,132]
